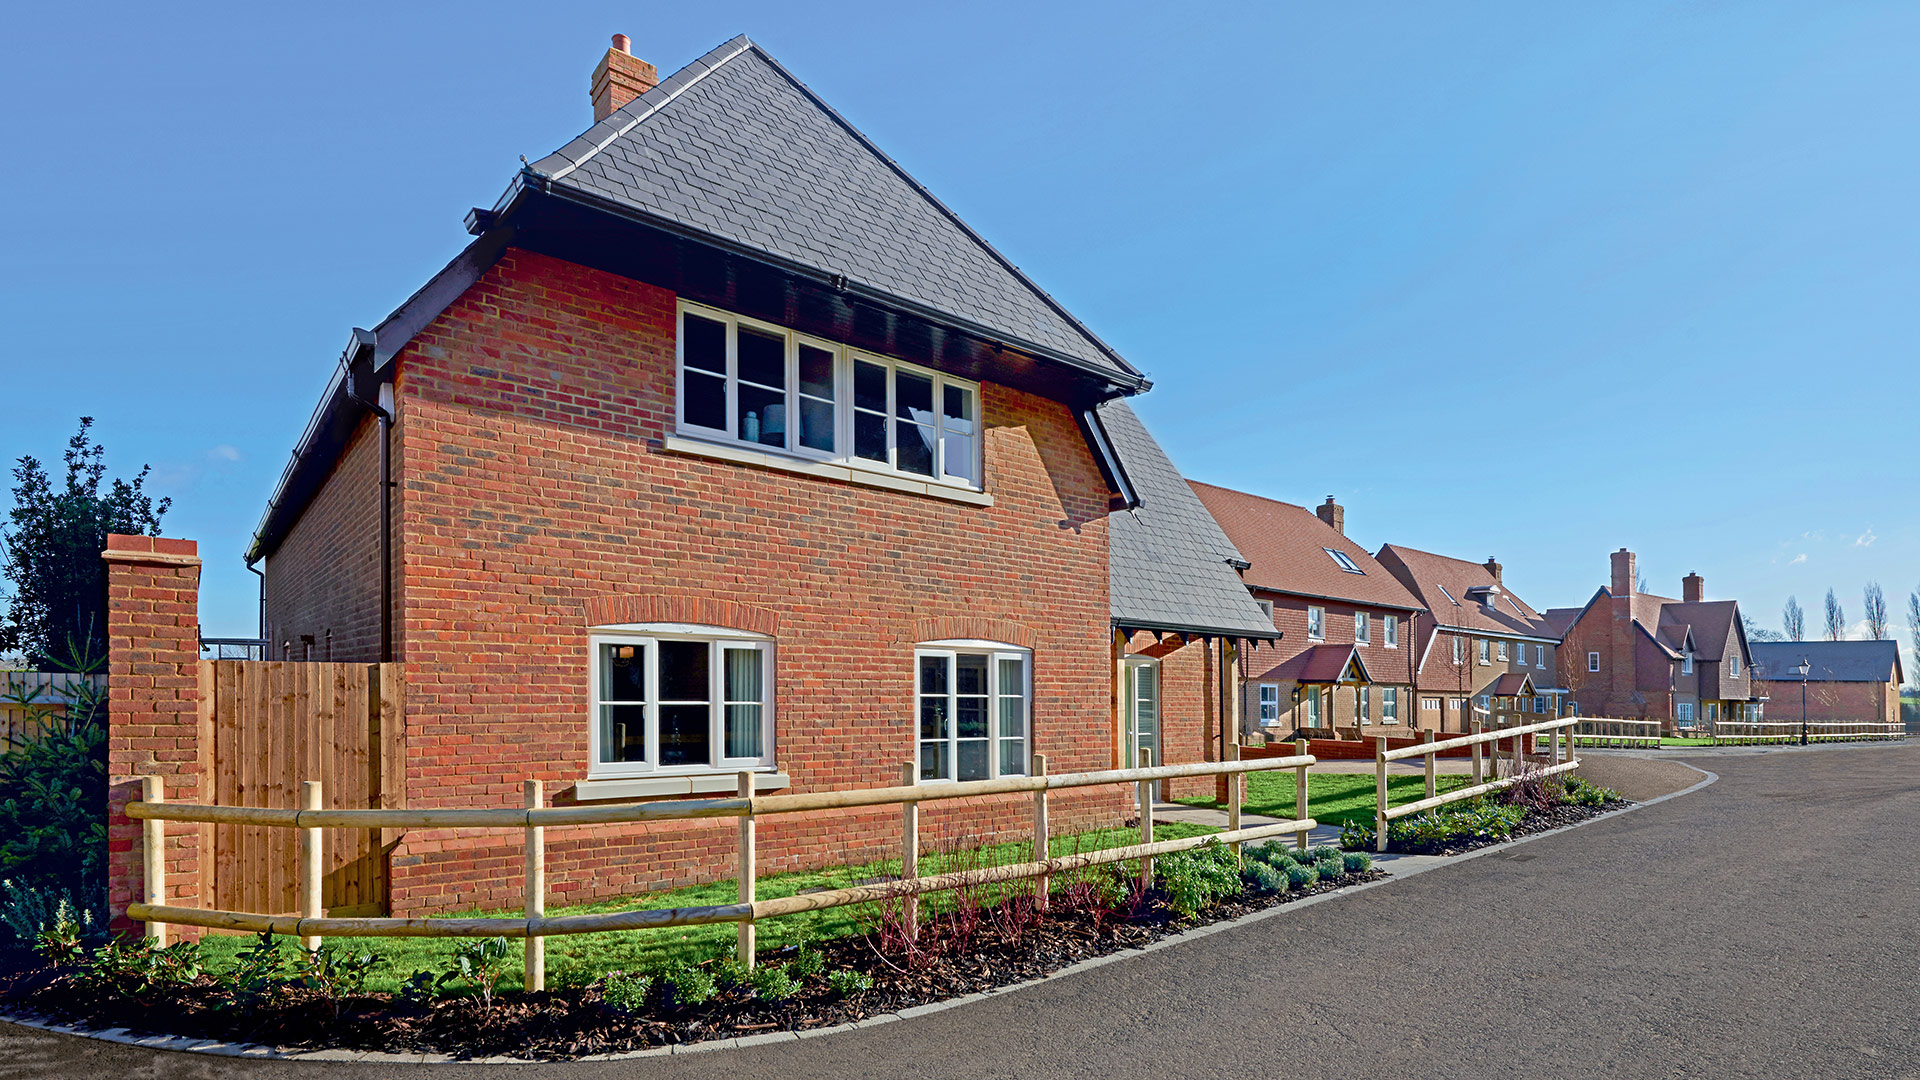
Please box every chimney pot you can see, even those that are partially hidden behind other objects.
[1316,496,1345,536]
[1610,549,1637,598]
[612,33,631,54]
[1682,571,1705,604]
[1484,557,1502,581]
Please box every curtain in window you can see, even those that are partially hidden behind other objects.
[725,647,763,759]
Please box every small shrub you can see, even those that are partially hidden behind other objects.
[399,969,439,1003]
[1312,856,1345,882]
[548,957,595,991]
[4,881,95,956]
[826,968,873,996]
[292,944,383,1018]
[1341,850,1373,874]
[1156,840,1243,920]
[77,936,201,995]
[1285,863,1319,890]
[30,897,87,967]
[746,963,800,1001]
[1248,841,1298,868]
[661,960,716,1007]
[218,930,290,1006]
[788,946,825,981]
[437,937,512,1009]
[1242,860,1286,893]
[601,969,653,1012]
[1498,766,1557,812]
[1339,819,1376,851]
[1560,775,1620,807]
[1306,845,1343,864]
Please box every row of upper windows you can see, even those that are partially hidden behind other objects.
[1305,606,1399,647]
[1451,635,1551,668]
[676,302,984,491]
[592,626,1030,784]
[1583,650,1744,676]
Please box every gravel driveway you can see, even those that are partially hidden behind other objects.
[4,742,1915,1079]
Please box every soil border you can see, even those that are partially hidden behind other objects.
[1,763,1716,1065]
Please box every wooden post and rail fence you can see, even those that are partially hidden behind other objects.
[1706,718,1904,745]
[1373,716,1581,853]
[127,750,1320,987]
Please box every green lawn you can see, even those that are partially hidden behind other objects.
[1659,737,1715,747]
[1173,771,1472,829]
[193,821,1219,993]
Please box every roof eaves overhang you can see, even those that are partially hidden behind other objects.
[1247,585,1424,613]
[1113,617,1281,644]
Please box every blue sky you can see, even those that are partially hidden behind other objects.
[3,3,1914,668]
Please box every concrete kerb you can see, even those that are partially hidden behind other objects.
[1,761,1718,1066]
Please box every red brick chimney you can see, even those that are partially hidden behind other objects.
[1316,496,1344,536]
[1682,571,1704,603]
[1610,548,1636,597]
[591,34,659,122]
[1484,557,1502,582]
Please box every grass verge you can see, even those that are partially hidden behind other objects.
[192,821,1219,994]
[1173,772,1473,828]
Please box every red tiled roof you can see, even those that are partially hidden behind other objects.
[1188,483,1421,611]
[1256,643,1372,684]
[1489,672,1535,697]
[1375,544,1556,639]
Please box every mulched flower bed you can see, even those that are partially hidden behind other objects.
[0,868,1382,1060]
[1379,798,1628,857]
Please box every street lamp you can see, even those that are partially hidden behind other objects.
[1798,658,1811,746]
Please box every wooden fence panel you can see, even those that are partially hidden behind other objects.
[0,671,103,755]
[207,661,401,918]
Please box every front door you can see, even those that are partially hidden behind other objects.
[1124,659,1161,804]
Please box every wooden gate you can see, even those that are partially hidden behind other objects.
[204,661,403,918]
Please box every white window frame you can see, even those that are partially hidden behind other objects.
[1382,687,1399,724]
[1256,599,1275,622]
[1305,687,1322,727]
[1518,643,1528,665]
[1682,651,1694,675]
[1678,702,1695,724]
[1258,683,1280,725]
[1588,651,1601,673]
[1537,648,1546,670]
[1478,639,1491,666]
[1496,641,1509,662]
[587,624,775,780]
[1384,614,1398,648]
[1358,685,1371,722]
[1324,547,1365,574]
[1307,606,1325,641]
[1354,611,1370,644]
[1453,636,1464,664]
[915,640,1031,783]
[1729,652,1741,677]
[676,301,984,491]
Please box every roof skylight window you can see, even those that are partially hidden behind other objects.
[1324,548,1365,574]
[1438,584,1459,605]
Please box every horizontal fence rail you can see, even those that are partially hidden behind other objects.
[1567,717,1663,748]
[1374,717,1580,853]
[1708,719,1905,745]
[125,750,1318,987]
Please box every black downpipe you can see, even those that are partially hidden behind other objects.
[346,351,394,663]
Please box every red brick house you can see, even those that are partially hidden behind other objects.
[1187,489,1421,740]
[1543,549,1760,731]
[1375,546,1564,732]
[245,35,1189,913]
[1749,641,1903,729]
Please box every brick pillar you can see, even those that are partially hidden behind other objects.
[104,534,208,936]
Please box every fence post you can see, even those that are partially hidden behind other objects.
[1138,748,1154,888]
[524,779,545,990]
[1470,720,1483,786]
[1031,753,1049,911]
[1226,739,1242,860]
[141,775,166,946]
[1509,723,1522,776]
[737,771,756,967]
[1294,739,1309,851]
[899,761,919,941]
[1423,729,1436,803]
[1374,737,1388,854]
[299,780,322,952]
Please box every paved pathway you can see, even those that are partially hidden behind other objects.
[5,743,1918,1078]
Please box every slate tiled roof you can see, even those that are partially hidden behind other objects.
[1750,641,1905,684]
[1099,402,1278,639]
[1376,544,1557,640]
[531,36,1139,383]
[1189,484,1422,611]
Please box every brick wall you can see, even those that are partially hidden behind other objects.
[262,413,389,662]
[1773,679,1900,727]
[298,248,1133,913]
[103,534,208,936]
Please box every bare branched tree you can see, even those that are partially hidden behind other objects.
[1907,586,1920,685]
[1824,589,1847,642]
[1863,582,1889,640]
[1743,613,1784,642]
[1635,566,1650,595]
[1783,596,1805,642]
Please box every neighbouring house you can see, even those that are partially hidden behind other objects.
[1749,641,1904,730]
[1188,489,1422,740]
[1543,549,1760,732]
[231,34,1190,914]
[1375,546,1564,733]
[1099,403,1280,801]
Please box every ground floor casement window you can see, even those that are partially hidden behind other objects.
[589,627,773,777]
[917,642,1029,781]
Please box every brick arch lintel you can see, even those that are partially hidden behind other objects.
[912,616,1036,650]
[584,595,780,637]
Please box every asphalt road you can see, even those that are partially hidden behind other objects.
[5,743,1917,1079]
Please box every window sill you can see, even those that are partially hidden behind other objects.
[573,771,792,802]
[661,435,993,507]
